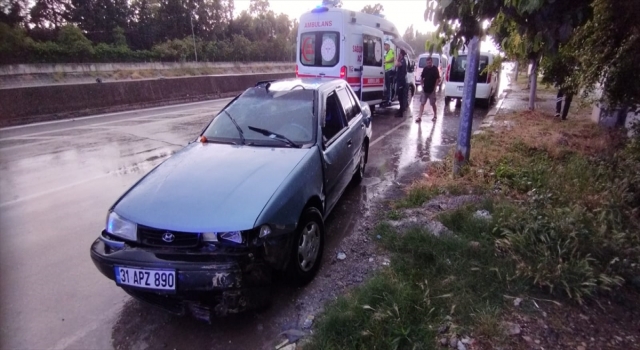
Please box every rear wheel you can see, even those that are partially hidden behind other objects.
[286,208,324,286]
[444,96,451,105]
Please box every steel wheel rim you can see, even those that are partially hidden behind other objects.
[297,222,320,272]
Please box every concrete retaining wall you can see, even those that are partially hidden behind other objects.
[0,61,295,76]
[0,72,295,127]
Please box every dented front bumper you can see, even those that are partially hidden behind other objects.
[90,233,291,321]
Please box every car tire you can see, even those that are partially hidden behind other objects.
[352,141,368,184]
[286,207,324,286]
[444,96,451,105]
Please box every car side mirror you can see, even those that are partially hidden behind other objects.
[360,101,372,127]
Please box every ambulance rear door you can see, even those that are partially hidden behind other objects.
[359,26,384,104]
[297,9,344,80]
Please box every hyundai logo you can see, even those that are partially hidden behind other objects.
[162,232,175,243]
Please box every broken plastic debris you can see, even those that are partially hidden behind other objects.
[302,315,314,329]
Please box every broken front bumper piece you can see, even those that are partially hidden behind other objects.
[89,236,276,321]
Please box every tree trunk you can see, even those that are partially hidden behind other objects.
[514,61,518,82]
[528,57,538,111]
[453,36,480,176]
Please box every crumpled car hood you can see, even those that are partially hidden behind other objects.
[114,142,311,232]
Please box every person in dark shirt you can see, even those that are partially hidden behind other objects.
[394,49,408,118]
[417,57,441,122]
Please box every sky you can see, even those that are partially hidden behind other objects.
[233,0,498,53]
[233,0,437,35]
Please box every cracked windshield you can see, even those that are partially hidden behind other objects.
[1,0,639,349]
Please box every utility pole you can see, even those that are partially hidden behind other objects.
[190,13,198,62]
[453,36,480,176]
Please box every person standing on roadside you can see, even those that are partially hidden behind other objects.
[416,56,440,122]
[394,49,408,118]
[541,46,578,121]
[555,88,573,120]
[383,41,395,104]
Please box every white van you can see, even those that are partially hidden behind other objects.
[443,52,500,108]
[415,53,448,92]
[296,4,411,110]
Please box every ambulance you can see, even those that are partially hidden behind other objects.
[296,2,412,111]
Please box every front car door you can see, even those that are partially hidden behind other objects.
[321,90,352,213]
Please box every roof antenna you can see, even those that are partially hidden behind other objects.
[265,82,271,92]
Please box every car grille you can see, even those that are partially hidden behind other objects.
[138,226,201,248]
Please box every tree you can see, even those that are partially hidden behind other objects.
[426,0,592,111]
[1,0,28,27]
[29,0,70,30]
[361,3,383,15]
[568,0,640,111]
[69,0,131,44]
[488,0,592,110]
[57,24,94,60]
[249,0,269,16]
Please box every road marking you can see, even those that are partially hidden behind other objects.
[0,174,111,208]
[0,111,218,153]
[370,118,410,147]
[0,106,219,140]
[0,98,232,131]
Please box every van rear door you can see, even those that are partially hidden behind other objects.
[297,11,344,80]
[359,26,384,104]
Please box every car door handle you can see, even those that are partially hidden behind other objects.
[360,124,365,129]
[347,139,352,147]
[380,72,384,75]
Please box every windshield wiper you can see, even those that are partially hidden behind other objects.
[222,110,245,145]
[247,126,301,148]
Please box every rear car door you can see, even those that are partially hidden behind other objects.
[336,86,365,175]
[321,90,351,212]
[360,28,384,104]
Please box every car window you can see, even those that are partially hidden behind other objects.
[336,88,355,122]
[419,56,439,68]
[450,55,490,83]
[347,88,361,119]
[203,87,315,146]
[323,92,347,144]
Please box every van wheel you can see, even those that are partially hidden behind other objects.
[286,207,324,286]
[444,96,451,105]
[478,98,490,108]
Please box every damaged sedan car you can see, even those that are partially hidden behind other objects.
[90,78,372,321]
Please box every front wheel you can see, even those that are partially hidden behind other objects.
[286,207,324,286]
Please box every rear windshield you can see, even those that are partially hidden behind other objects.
[419,56,439,68]
[450,55,490,83]
[300,31,340,67]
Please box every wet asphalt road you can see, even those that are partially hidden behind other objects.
[0,81,505,349]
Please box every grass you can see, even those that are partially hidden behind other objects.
[304,104,640,349]
[306,210,526,350]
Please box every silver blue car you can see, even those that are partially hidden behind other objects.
[90,78,373,320]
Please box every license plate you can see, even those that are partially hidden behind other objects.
[115,266,176,291]
[457,86,464,91]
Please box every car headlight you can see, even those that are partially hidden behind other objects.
[203,231,244,244]
[106,211,137,241]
